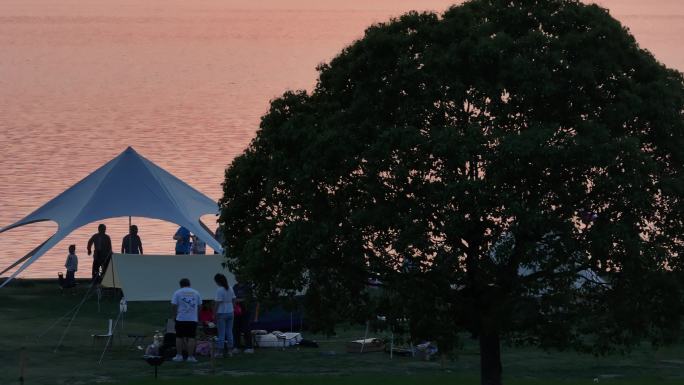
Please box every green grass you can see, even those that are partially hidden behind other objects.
[0,280,683,385]
[122,377,684,385]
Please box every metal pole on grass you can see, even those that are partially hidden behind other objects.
[210,341,216,375]
[99,310,124,364]
[360,320,369,353]
[96,285,101,313]
[128,216,132,254]
[18,346,26,385]
[390,332,393,360]
[119,297,127,343]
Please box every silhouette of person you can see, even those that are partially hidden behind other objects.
[173,226,191,255]
[121,225,143,254]
[87,223,112,282]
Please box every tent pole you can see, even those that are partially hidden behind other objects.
[111,250,116,293]
[390,332,393,360]
[18,346,26,385]
[98,309,124,364]
[128,216,132,254]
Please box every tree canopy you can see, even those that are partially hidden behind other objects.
[220,1,684,384]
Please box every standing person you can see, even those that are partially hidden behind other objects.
[213,273,235,357]
[232,276,254,353]
[87,224,112,283]
[171,278,202,362]
[121,225,143,254]
[173,226,191,255]
[191,235,206,255]
[64,244,78,287]
[214,224,225,255]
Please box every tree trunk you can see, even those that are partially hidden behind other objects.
[479,332,502,385]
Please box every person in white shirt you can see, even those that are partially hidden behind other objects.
[171,278,202,362]
[213,273,236,357]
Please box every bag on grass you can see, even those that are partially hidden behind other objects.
[195,340,211,356]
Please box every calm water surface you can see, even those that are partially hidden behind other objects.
[0,0,682,277]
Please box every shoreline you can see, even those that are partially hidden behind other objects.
[0,277,91,286]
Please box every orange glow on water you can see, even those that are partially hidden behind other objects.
[0,0,681,277]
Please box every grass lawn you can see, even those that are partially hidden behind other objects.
[0,280,683,385]
[121,376,684,385]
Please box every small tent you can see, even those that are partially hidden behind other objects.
[0,146,224,287]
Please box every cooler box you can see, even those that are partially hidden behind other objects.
[254,332,302,348]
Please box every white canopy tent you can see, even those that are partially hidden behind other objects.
[101,253,231,301]
[0,146,224,288]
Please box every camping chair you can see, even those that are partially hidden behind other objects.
[92,319,113,349]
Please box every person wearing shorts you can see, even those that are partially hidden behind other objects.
[175,320,197,338]
[171,278,202,362]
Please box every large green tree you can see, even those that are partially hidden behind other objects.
[220,1,684,384]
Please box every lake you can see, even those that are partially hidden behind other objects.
[0,0,681,277]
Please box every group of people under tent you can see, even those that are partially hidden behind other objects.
[171,274,254,362]
[62,223,226,286]
[59,222,257,361]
